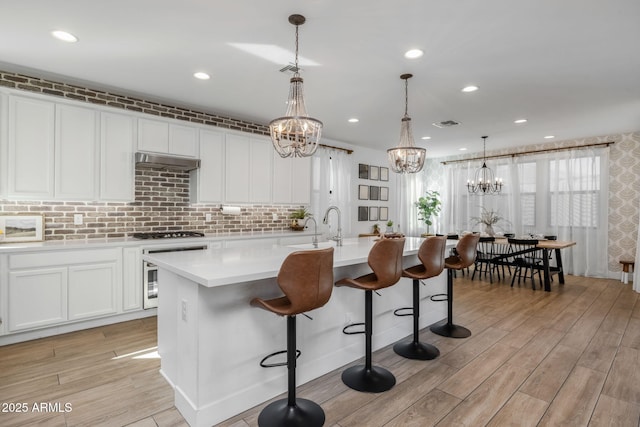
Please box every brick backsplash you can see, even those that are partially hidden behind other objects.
[0,70,270,136]
[0,167,301,240]
[0,70,303,240]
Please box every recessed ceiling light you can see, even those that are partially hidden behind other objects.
[514,119,527,124]
[51,30,78,43]
[459,147,468,151]
[420,136,431,140]
[544,135,555,139]
[404,49,424,59]
[348,118,359,123]
[461,85,479,93]
[193,72,210,80]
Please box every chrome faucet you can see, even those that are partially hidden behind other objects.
[305,217,319,248]
[323,206,342,246]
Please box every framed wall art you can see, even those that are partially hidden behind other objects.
[0,214,45,243]
[358,164,369,179]
[380,186,389,201]
[358,185,369,200]
[379,207,389,221]
[369,186,379,200]
[358,206,369,221]
[380,167,389,181]
[368,206,378,221]
[369,165,379,180]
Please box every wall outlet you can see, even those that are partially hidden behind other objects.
[181,300,188,322]
[205,213,212,222]
[272,213,278,221]
[73,214,83,225]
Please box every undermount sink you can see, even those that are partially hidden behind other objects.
[286,241,335,250]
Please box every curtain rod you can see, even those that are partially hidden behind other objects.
[440,141,613,165]
[319,143,354,154]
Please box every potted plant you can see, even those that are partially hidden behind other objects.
[471,207,507,236]
[372,223,380,235]
[386,220,394,233]
[416,190,442,235]
[290,208,311,231]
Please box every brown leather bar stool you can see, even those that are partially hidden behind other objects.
[393,235,446,360]
[430,233,480,338]
[336,237,405,393]
[250,247,334,427]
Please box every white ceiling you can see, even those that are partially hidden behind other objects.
[1,0,639,158]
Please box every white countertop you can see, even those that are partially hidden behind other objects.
[143,236,439,288]
[0,230,318,253]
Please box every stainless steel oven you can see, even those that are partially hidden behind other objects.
[142,244,208,309]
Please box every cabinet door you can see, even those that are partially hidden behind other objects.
[7,95,55,199]
[138,118,169,153]
[55,104,98,200]
[249,138,272,203]
[224,134,250,202]
[122,247,142,311]
[291,156,311,204]
[68,263,118,320]
[272,153,293,204]
[169,124,198,157]
[0,93,7,198]
[192,129,224,203]
[8,268,67,331]
[100,112,135,201]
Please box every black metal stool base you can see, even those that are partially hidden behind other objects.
[257,398,325,427]
[430,321,471,338]
[341,365,396,393]
[393,340,440,360]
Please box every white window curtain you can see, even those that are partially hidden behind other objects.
[442,147,609,277]
[634,194,640,291]
[310,147,352,237]
[398,172,424,237]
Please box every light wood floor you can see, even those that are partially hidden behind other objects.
[1,274,640,427]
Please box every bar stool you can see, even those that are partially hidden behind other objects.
[430,233,480,338]
[250,247,334,427]
[336,237,405,393]
[393,235,446,360]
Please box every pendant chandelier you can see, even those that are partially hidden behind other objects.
[467,136,504,194]
[269,14,323,158]
[387,74,426,174]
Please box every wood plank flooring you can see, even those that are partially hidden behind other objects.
[1,275,640,426]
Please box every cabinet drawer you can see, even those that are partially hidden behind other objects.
[9,248,120,269]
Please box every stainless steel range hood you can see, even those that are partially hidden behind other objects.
[135,152,200,171]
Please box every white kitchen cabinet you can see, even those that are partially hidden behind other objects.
[0,93,7,198]
[55,104,98,200]
[224,134,251,202]
[6,248,122,332]
[68,263,118,320]
[138,117,198,158]
[7,95,55,199]
[191,129,224,203]
[224,133,273,204]
[100,112,135,201]
[8,267,67,331]
[272,153,311,205]
[122,247,142,311]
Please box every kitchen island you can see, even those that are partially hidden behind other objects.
[143,236,453,427]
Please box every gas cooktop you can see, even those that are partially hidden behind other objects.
[132,231,205,239]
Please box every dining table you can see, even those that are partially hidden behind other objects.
[491,238,577,292]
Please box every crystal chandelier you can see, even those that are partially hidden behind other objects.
[467,136,504,194]
[269,14,323,158]
[387,74,426,174]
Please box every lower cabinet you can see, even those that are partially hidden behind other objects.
[6,248,123,332]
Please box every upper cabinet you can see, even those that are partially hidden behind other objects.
[191,128,224,203]
[7,95,55,199]
[272,153,311,205]
[55,104,99,200]
[224,134,273,204]
[137,118,198,158]
[100,112,135,201]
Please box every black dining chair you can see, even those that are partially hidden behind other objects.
[507,238,543,289]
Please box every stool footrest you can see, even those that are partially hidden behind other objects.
[430,293,448,302]
[342,322,365,335]
[393,307,413,317]
[259,349,301,368]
